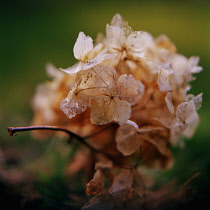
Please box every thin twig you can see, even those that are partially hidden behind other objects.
[8,126,99,154]
[6,125,115,160]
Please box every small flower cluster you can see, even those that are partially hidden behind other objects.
[32,14,202,170]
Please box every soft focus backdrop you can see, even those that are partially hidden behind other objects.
[1,0,210,208]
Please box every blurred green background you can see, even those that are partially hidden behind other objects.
[0,0,210,208]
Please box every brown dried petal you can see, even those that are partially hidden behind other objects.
[60,97,88,119]
[90,96,131,125]
[86,169,104,195]
[109,171,133,194]
[116,124,140,156]
[117,74,145,105]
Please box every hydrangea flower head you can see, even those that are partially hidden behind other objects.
[32,13,202,169]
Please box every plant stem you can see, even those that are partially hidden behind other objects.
[8,126,97,153]
[7,125,112,159]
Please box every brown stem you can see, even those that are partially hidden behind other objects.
[7,125,114,160]
[8,126,101,154]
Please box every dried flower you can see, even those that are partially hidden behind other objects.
[32,13,202,170]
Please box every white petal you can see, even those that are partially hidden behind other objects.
[171,55,188,86]
[189,56,202,73]
[157,68,172,92]
[193,93,203,110]
[171,55,202,86]
[46,63,64,79]
[186,93,203,110]
[165,92,175,114]
[73,32,93,60]
[176,101,197,124]
[106,25,127,52]
[81,50,117,71]
[60,62,83,74]
[60,97,87,119]
[110,14,127,28]
[110,14,133,35]
[125,120,139,129]
[126,31,153,59]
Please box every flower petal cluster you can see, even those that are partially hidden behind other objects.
[32,13,202,169]
[60,64,144,125]
[106,14,153,60]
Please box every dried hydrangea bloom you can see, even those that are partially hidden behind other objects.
[32,13,202,170]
